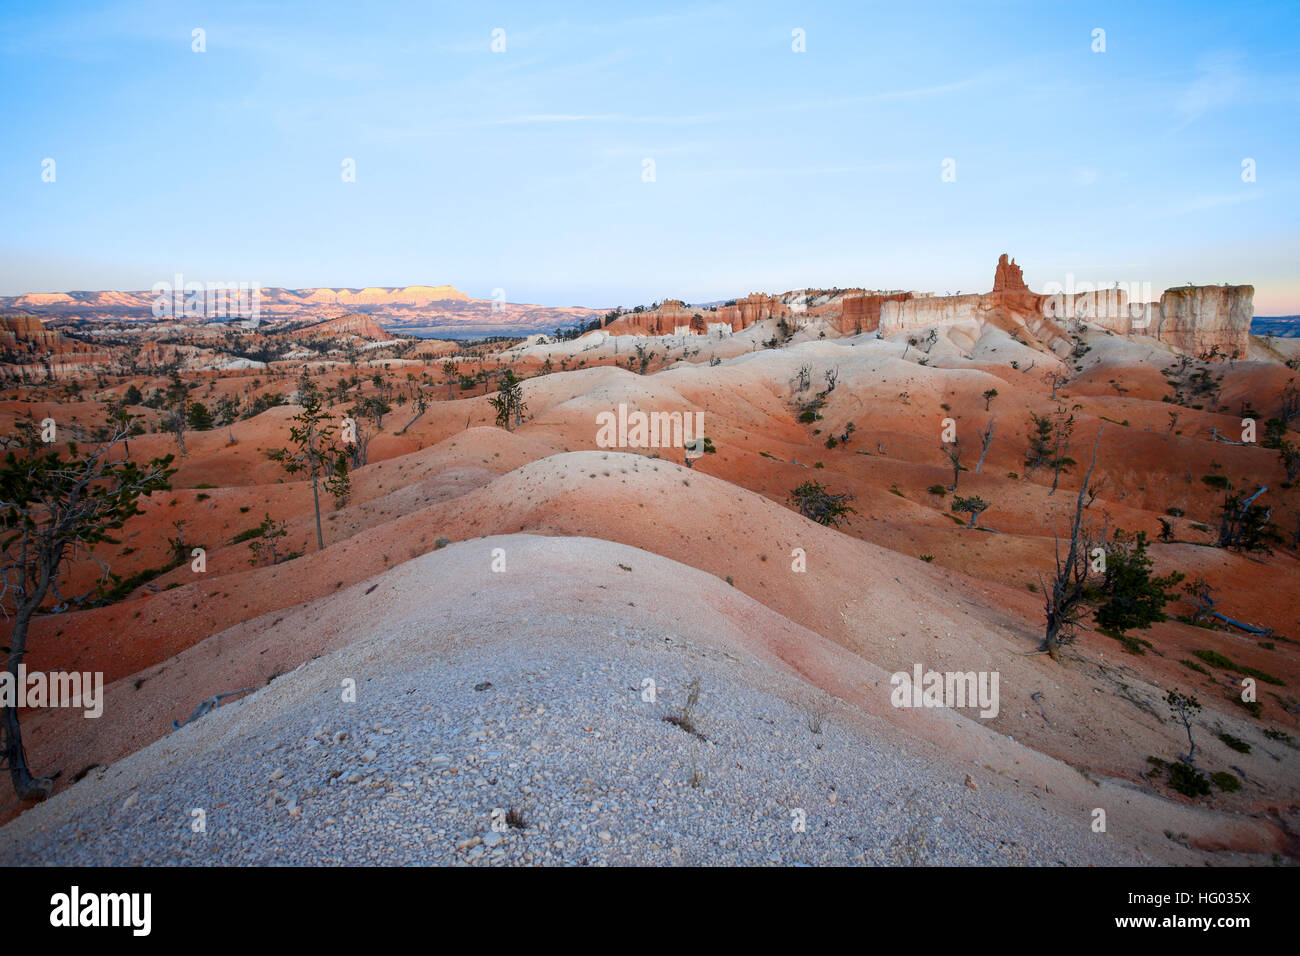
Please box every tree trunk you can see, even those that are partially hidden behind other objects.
[399,408,425,435]
[1042,617,1062,662]
[310,473,323,551]
[2,611,54,801]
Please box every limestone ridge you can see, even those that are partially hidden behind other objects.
[300,312,394,341]
[598,254,1255,358]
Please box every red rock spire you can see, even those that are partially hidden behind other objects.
[992,253,1028,292]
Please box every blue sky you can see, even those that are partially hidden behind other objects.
[2,1,1298,311]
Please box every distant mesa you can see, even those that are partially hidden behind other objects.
[0,284,471,314]
[297,285,469,306]
[11,292,77,308]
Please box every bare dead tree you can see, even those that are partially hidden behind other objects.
[1085,473,1108,508]
[1038,427,1104,661]
[1048,407,1076,495]
[1183,578,1218,625]
[398,384,429,435]
[163,405,187,457]
[975,418,996,474]
[1279,441,1299,484]
[941,439,963,491]
[1216,485,1271,551]
[346,413,373,468]
[1278,379,1299,427]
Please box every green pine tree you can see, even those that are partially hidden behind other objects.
[1093,529,1184,637]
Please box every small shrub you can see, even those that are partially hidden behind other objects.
[1232,697,1263,718]
[1210,771,1240,793]
[1168,761,1210,797]
[1193,649,1235,669]
[788,480,856,526]
[1237,664,1284,686]
[1193,649,1284,685]
[663,677,706,740]
[1218,733,1251,754]
[1107,632,1146,655]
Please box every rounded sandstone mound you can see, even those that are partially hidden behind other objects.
[1,536,1148,867]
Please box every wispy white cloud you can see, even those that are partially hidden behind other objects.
[470,73,989,129]
[681,163,912,179]
[1175,53,1244,126]
[1158,190,1266,217]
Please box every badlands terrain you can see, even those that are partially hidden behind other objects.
[0,255,1297,866]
